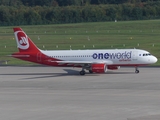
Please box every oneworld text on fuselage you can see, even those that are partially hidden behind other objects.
[92,51,132,60]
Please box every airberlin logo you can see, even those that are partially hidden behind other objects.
[92,51,132,60]
[15,31,29,50]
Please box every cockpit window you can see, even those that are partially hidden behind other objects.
[143,53,151,56]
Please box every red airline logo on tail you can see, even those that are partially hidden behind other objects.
[15,31,29,50]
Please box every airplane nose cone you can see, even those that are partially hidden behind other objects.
[152,56,158,63]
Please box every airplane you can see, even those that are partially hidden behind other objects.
[12,27,158,75]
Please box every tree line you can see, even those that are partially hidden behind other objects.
[0,0,159,6]
[0,0,160,26]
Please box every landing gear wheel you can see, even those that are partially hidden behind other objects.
[135,70,139,73]
[79,70,85,75]
[89,70,93,73]
[135,66,139,74]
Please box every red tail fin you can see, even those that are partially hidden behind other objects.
[13,28,40,53]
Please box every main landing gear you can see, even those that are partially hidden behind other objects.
[135,66,139,73]
[79,70,85,75]
[79,65,93,75]
[79,70,93,75]
[79,67,86,75]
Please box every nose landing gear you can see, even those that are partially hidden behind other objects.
[135,66,139,73]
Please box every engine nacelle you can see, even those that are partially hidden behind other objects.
[107,66,120,70]
[91,63,107,73]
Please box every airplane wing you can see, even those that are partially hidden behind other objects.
[51,60,113,66]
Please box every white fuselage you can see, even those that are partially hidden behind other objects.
[41,49,157,66]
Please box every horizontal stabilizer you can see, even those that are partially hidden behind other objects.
[10,55,30,57]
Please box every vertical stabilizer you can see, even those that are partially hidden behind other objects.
[13,28,40,53]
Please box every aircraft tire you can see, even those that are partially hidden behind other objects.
[80,70,85,75]
[135,70,139,73]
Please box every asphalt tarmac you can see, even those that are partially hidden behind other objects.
[0,66,160,120]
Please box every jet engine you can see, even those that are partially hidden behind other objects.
[91,63,107,73]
